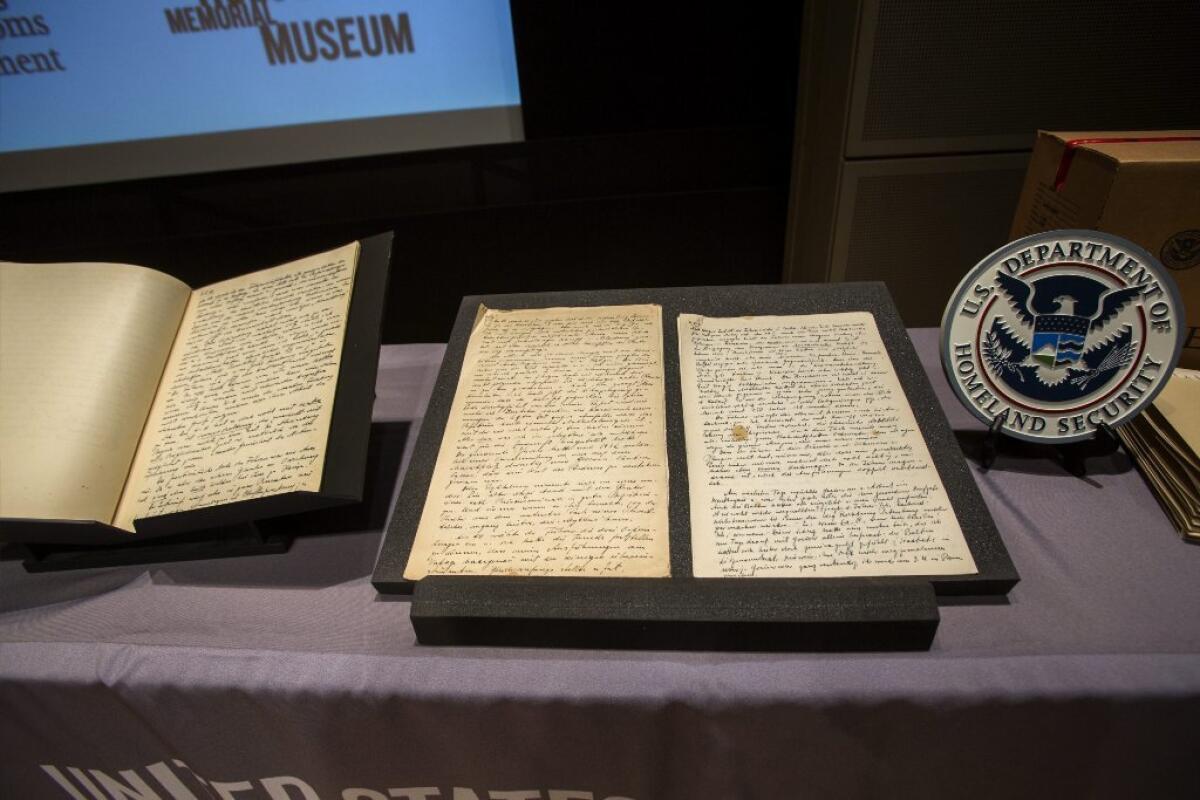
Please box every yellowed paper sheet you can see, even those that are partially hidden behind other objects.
[679,311,977,578]
[404,304,670,579]
[1121,415,1200,536]
[1117,369,1200,537]
[0,261,191,524]
[112,243,359,530]
[1153,369,1200,468]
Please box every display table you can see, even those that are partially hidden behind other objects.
[2,333,1198,800]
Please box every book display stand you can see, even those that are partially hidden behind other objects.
[14,522,290,573]
[5,420,413,572]
[373,284,1020,651]
[0,233,395,562]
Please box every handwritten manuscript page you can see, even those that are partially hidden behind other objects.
[678,311,976,578]
[113,243,359,530]
[0,262,190,523]
[404,304,670,579]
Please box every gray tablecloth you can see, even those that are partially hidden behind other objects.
[3,333,1198,800]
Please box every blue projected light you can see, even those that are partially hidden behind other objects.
[0,0,523,189]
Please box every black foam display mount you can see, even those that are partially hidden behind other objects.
[411,576,939,652]
[374,284,1020,650]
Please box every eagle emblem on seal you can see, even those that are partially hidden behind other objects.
[942,230,1185,443]
[982,271,1140,402]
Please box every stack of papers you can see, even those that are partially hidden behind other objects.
[1118,369,1200,540]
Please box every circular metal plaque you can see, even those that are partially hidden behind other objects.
[941,230,1186,443]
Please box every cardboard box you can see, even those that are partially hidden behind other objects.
[1011,130,1200,368]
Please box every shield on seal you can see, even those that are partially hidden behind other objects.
[1030,312,1088,367]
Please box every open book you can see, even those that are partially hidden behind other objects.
[395,303,978,583]
[0,235,392,544]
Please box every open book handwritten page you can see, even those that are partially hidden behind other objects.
[112,243,359,530]
[404,304,671,580]
[678,311,977,578]
[0,261,191,523]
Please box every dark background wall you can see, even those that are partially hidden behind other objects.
[0,3,803,342]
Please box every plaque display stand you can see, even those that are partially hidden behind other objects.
[373,284,1020,651]
[1,233,395,553]
[979,410,1126,478]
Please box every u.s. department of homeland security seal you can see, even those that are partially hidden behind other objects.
[941,230,1186,443]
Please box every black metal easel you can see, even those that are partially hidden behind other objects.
[980,409,1125,478]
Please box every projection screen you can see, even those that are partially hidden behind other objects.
[0,0,523,192]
